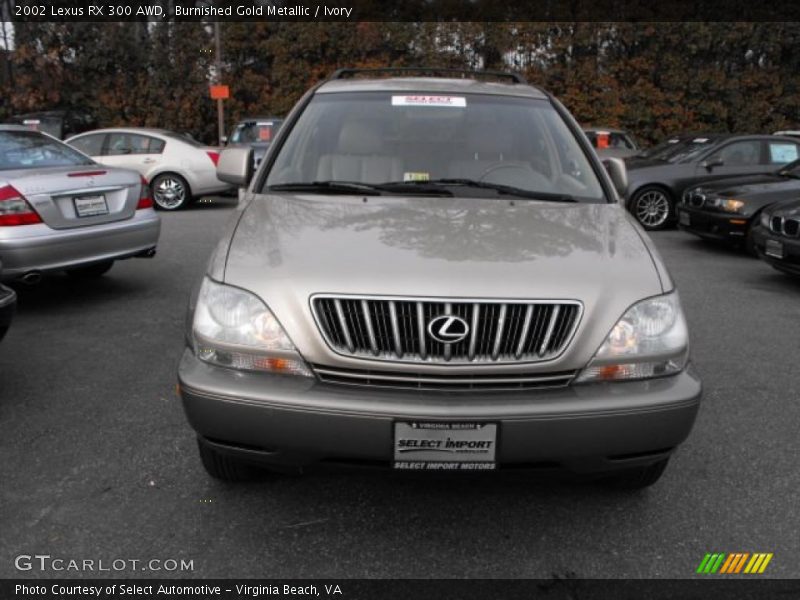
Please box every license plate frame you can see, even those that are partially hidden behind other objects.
[393,422,498,471]
[765,239,785,259]
[73,194,108,218]
[679,211,691,226]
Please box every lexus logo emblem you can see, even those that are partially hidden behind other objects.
[427,315,470,344]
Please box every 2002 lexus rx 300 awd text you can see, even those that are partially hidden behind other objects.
[178,69,702,490]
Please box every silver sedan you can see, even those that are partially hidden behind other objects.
[0,125,160,282]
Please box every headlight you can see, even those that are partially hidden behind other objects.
[576,292,689,383]
[719,198,745,213]
[760,211,771,228]
[192,277,312,377]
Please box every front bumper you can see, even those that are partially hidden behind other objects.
[753,226,800,276]
[0,283,16,340]
[677,206,750,243]
[0,210,160,280]
[178,349,702,473]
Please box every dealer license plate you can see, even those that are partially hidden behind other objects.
[765,239,785,259]
[679,211,691,226]
[393,422,497,471]
[74,195,108,218]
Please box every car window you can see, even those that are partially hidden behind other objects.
[707,140,761,166]
[106,133,160,156]
[768,141,799,164]
[231,120,283,144]
[266,92,606,203]
[0,130,94,170]
[69,134,105,156]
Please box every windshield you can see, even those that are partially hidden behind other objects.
[231,120,283,144]
[665,138,717,163]
[638,138,690,160]
[265,92,606,203]
[0,130,94,170]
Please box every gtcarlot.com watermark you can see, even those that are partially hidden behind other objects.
[15,554,194,573]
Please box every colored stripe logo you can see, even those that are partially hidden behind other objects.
[697,553,773,574]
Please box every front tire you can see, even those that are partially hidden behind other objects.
[151,173,191,211]
[66,260,114,279]
[631,186,674,231]
[601,458,670,490]
[198,439,260,482]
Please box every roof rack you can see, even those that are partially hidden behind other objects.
[328,67,527,85]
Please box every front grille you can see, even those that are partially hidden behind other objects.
[686,191,706,208]
[771,216,784,234]
[784,218,800,237]
[313,364,576,392]
[311,295,582,365]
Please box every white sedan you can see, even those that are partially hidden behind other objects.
[66,128,234,210]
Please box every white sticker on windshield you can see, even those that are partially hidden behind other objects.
[392,95,467,108]
[693,138,709,143]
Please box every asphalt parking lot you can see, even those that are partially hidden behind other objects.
[1,198,799,580]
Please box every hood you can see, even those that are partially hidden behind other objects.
[695,175,800,216]
[219,194,667,372]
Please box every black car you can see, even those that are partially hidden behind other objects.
[677,159,800,253]
[625,134,800,230]
[752,198,800,277]
[226,116,284,170]
[6,109,97,140]
[0,282,15,342]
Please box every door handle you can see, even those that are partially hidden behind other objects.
[142,158,156,164]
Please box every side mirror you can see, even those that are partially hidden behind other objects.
[216,147,253,187]
[702,157,724,171]
[602,157,628,198]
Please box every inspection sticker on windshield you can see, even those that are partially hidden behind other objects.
[393,422,497,470]
[392,95,467,107]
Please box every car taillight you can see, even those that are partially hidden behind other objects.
[136,176,153,210]
[0,185,42,226]
[206,151,220,166]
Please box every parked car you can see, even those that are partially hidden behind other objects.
[65,128,233,210]
[677,159,800,253]
[178,68,701,489]
[0,125,160,281]
[625,134,800,230]
[753,198,800,277]
[0,279,15,342]
[6,110,97,140]
[583,127,639,158]
[629,134,704,162]
[774,130,800,139]
[226,117,284,170]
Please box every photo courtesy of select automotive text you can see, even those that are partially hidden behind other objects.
[1,1,800,598]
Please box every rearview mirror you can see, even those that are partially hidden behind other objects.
[216,147,253,187]
[702,157,724,171]
[602,157,628,199]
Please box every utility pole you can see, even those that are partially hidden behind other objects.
[214,20,225,146]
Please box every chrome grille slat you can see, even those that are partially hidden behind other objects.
[361,300,378,356]
[313,296,581,365]
[416,302,427,360]
[333,299,355,353]
[538,305,561,356]
[468,303,480,361]
[515,305,534,359]
[313,364,576,392]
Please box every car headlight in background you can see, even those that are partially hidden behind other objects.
[576,292,689,383]
[718,198,745,213]
[192,277,312,377]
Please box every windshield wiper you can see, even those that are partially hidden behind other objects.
[384,178,578,202]
[268,181,384,195]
